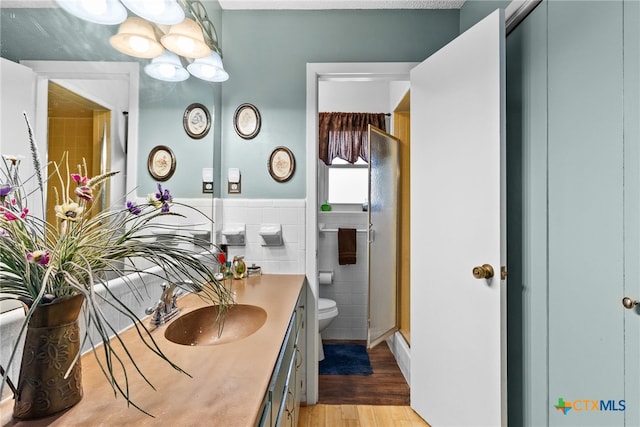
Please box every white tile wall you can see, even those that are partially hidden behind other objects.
[216,199,306,274]
[317,211,369,340]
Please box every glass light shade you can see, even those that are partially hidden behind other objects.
[120,0,185,25]
[56,0,127,25]
[161,18,211,59]
[110,17,164,59]
[144,51,189,82]
[187,52,229,82]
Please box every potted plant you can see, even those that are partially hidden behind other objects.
[0,114,232,419]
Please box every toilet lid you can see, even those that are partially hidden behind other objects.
[318,298,337,312]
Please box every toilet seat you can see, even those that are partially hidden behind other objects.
[318,298,337,314]
[317,298,339,361]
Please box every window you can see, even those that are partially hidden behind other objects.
[325,157,368,206]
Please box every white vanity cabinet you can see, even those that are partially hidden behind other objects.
[257,286,305,427]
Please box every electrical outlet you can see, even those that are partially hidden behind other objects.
[228,181,241,194]
[202,182,213,194]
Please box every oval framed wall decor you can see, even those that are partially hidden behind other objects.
[233,103,261,139]
[183,103,211,139]
[147,145,176,181]
[268,146,295,182]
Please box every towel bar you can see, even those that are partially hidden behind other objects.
[319,227,368,233]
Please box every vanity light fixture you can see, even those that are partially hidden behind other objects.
[56,0,228,83]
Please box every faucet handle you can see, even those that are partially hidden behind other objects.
[145,301,161,315]
[161,281,176,292]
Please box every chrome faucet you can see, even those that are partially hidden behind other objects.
[145,282,184,326]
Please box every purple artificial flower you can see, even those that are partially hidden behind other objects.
[155,183,172,203]
[154,184,172,213]
[127,201,141,215]
[0,183,12,198]
[26,250,50,266]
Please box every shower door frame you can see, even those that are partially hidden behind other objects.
[367,125,401,349]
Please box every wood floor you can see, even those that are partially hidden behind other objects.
[298,404,430,427]
[299,340,430,426]
[318,340,410,405]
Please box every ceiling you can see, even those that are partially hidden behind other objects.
[0,0,465,9]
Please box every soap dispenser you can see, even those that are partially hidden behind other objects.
[232,255,246,279]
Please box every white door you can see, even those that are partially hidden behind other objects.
[367,126,400,349]
[410,9,506,427]
[0,59,41,215]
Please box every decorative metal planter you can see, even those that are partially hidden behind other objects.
[13,294,84,420]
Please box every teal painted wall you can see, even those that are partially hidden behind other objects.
[136,78,221,198]
[219,10,459,199]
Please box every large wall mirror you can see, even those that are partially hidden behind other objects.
[0,3,221,313]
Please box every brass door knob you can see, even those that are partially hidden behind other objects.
[622,297,639,309]
[472,264,494,279]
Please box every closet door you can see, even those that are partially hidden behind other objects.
[410,9,506,426]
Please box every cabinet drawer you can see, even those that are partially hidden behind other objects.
[270,316,296,426]
[275,344,297,426]
[257,285,305,427]
[256,397,271,427]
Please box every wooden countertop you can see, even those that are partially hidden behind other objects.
[0,274,305,427]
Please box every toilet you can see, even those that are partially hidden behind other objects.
[317,298,339,361]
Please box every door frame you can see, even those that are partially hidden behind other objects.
[305,62,416,404]
[20,61,139,200]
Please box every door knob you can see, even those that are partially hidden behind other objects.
[472,264,494,279]
[622,297,639,310]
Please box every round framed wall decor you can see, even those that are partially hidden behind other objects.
[233,103,261,139]
[183,103,211,139]
[268,146,295,182]
[147,145,176,181]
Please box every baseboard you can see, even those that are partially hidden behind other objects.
[385,332,411,386]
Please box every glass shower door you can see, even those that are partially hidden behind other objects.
[367,125,400,349]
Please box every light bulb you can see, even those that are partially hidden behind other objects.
[158,63,177,78]
[199,65,217,78]
[177,36,195,54]
[129,36,150,54]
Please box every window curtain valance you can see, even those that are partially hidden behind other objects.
[318,112,387,165]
